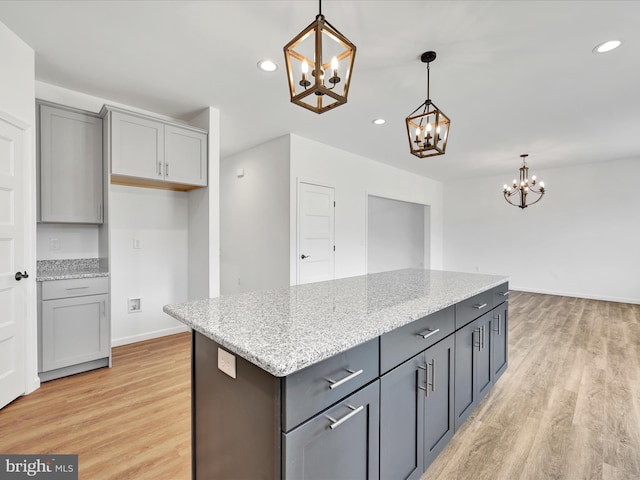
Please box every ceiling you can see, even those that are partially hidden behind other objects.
[0,1,638,181]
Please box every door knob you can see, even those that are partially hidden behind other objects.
[15,271,29,281]
[301,254,310,259]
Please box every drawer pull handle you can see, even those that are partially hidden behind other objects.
[498,291,509,297]
[327,369,363,390]
[327,404,364,430]
[65,286,90,290]
[418,328,440,339]
[473,303,488,310]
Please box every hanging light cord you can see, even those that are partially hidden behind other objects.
[318,0,322,17]
[426,61,430,101]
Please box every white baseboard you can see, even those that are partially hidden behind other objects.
[511,285,640,305]
[112,324,190,347]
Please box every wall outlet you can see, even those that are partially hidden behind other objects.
[218,348,237,379]
[128,297,141,313]
[49,238,60,251]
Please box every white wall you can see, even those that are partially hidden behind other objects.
[36,224,99,260]
[220,135,290,294]
[290,134,444,283]
[367,195,426,274]
[443,157,640,304]
[110,185,189,345]
[188,106,221,300]
[0,21,38,393]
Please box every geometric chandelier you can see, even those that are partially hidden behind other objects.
[406,51,450,157]
[503,154,546,209]
[283,0,357,114]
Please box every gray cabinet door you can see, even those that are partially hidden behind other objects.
[476,312,493,403]
[164,125,207,186]
[41,294,109,371]
[380,353,424,480]
[492,302,508,382]
[110,110,164,180]
[39,103,103,223]
[283,380,380,480]
[454,319,476,430]
[423,334,455,469]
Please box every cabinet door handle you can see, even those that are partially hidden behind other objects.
[481,325,486,350]
[473,303,488,310]
[327,368,363,390]
[166,162,169,177]
[430,358,436,393]
[158,161,163,176]
[494,313,501,335]
[98,203,103,221]
[475,328,481,352]
[418,328,440,339]
[327,404,364,430]
[101,300,106,317]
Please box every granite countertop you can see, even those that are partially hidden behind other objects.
[163,269,508,377]
[36,258,109,281]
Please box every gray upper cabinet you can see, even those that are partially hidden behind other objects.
[38,102,103,223]
[109,110,163,181]
[106,107,207,191]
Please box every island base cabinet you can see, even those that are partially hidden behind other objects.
[424,334,455,469]
[454,311,493,431]
[492,301,509,381]
[283,380,380,480]
[380,354,425,480]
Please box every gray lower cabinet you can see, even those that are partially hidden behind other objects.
[492,300,509,382]
[423,334,455,469]
[39,277,110,381]
[380,333,455,479]
[283,380,380,480]
[380,353,424,480]
[453,311,492,430]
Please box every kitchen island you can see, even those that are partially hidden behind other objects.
[164,269,509,480]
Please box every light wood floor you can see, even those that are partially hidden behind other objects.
[424,291,640,480]
[1,292,639,479]
[0,332,191,479]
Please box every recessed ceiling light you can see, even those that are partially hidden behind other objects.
[258,60,278,72]
[372,118,386,125]
[593,40,622,54]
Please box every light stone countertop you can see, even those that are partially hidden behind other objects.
[163,269,508,377]
[36,258,109,281]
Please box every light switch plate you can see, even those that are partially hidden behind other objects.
[218,348,237,379]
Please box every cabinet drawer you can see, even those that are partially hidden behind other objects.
[42,277,109,300]
[455,289,494,329]
[282,338,378,432]
[380,306,454,374]
[493,282,510,306]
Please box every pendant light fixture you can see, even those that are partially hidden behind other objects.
[406,51,450,158]
[283,0,356,114]
[503,154,546,209]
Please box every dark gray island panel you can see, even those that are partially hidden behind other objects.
[193,332,281,480]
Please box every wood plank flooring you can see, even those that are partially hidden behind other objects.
[1,292,639,479]
[423,292,640,480]
[0,332,191,479]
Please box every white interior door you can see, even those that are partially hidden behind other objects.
[297,182,335,285]
[0,113,27,409]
